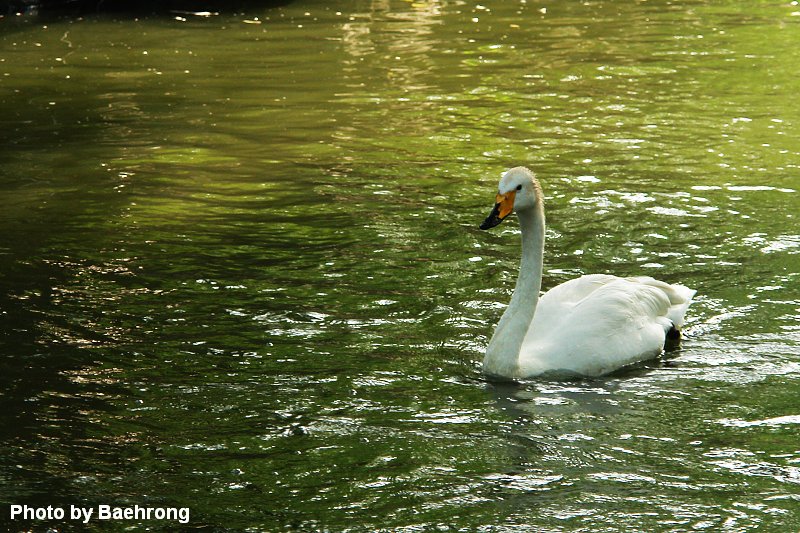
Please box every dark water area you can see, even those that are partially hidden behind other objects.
[1,1,799,531]
[2,0,293,17]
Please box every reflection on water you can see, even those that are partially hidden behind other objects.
[1,0,799,530]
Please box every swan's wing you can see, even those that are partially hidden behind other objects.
[528,274,619,334]
[533,274,695,333]
[519,275,694,376]
[624,276,696,328]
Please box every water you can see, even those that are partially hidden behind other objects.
[1,1,799,530]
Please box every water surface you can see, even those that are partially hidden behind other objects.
[1,1,799,530]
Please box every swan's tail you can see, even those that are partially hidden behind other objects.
[627,276,696,329]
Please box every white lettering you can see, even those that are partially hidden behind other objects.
[10,504,187,524]
[97,504,111,520]
[9,505,64,520]
[71,505,93,524]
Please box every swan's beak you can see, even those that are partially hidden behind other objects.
[479,191,516,230]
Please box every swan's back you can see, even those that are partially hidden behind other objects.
[518,274,695,377]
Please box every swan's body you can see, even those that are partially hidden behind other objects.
[480,167,695,379]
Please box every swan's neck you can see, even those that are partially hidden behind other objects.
[484,203,545,378]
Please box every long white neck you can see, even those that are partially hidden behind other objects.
[483,202,545,378]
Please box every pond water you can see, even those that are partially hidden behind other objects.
[1,0,799,530]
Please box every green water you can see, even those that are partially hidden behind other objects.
[1,1,799,530]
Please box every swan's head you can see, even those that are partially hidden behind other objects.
[479,166,541,230]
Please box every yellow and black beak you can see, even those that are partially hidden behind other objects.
[479,191,516,230]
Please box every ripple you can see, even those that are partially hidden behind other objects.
[718,415,800,428]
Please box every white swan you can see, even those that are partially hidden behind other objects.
[479,167,695,379]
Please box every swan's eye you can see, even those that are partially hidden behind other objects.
[516,184,522,191]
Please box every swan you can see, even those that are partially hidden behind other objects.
[479,167,695,379]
